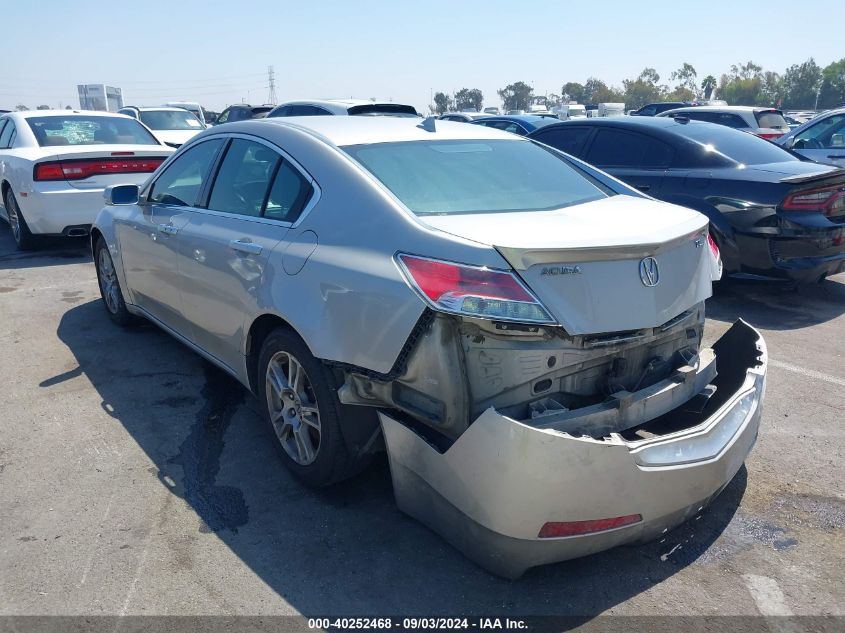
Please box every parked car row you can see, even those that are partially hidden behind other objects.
[1,100,840,578]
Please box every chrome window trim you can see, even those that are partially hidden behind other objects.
[153,131,321,229]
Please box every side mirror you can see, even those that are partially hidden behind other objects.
[104,184,140,206]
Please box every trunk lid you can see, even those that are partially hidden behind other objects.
[422,195,713,335]
[35,145,173,190]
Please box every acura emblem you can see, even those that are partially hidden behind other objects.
[639,257,660,287]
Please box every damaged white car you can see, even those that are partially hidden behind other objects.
[91,116,767,578]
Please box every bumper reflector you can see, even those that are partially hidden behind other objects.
[538,513,642,538]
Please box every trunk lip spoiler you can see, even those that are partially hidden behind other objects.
[497,227,707,270]
[779,168,845,185]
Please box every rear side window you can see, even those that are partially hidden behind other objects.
[584,129,673,168]
[682,111,747,129]
[264,162,313,223]
[208,139,280,217]
[149,138,224,206]
[0,120,12,148]
[26,116,160,146]
[533,126,593,157]
[755,111,789,130]
[674,123,799,166]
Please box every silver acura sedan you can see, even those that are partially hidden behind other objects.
[92,116,768,578]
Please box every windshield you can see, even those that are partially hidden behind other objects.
[26,116,160,146]
[140,110,204,131]
[342,139,611,216]
[348,104,419,117]
[677,122,799,166]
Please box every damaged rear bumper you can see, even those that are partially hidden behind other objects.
[379,320,767,578]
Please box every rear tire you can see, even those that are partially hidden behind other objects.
[4,190,37,251]
[94,238,137,326]
[258,327,370,487]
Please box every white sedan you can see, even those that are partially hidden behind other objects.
[117,106,206,148]
[0,110,173,250]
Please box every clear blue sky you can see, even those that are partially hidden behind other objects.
[1,0,841,112]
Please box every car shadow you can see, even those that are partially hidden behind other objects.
[48,299,747,620]
[0,225,91,270]
[707,274,845,330]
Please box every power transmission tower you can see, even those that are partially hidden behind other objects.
[268,66,277,105]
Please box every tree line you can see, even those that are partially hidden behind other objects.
[432,57,845,114]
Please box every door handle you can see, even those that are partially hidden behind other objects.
[229,239,262,255]
[157,223,179,235]
[635,184,651,192]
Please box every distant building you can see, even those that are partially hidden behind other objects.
[77,84,124,112]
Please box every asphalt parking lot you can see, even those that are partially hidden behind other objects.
[0,227,843,620]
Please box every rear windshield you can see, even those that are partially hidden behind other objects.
[342,139,611,216]
[139,110,204,131]
[755,110,789,130]
[348,104,419,118]
[675,122,800,166]
[26,116,160,147]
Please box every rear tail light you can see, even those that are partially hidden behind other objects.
[707,232,720,258]
[34,157,166,181]
[756,132,784,140]
[781,183,845,218]
[538,514,642,538]
[396,254,555,324]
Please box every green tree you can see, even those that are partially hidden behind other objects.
[582,77,624,104]
[433,91,452,115]
[758,71,783,107]
[561,82,586,103]
[700,75,717,100]
[36,105,51,110]
[718,61,764,105]
[818,58,845,109]
[15,104,29,111]
[782,58,823,109]
[454,88,483,112]
[670,63,698,97]
[622,68,668,109]
[497,81,533,111]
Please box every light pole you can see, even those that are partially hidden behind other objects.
[814,81,823,111]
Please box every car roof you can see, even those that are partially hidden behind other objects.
[224,115,522,146]
[483,115,554,123]
[123,106,192,113]
[12,109,134,119]
[535,116,714,135]
[663,105,774,113]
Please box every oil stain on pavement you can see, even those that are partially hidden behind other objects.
[159,361,249,534]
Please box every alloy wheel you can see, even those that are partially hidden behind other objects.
[7,197,20,243]
[97,247,120,314]
[265,351,322,465]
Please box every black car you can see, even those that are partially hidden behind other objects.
[630,102,697,116]
[528,117,845,282]
[213,104,273,125]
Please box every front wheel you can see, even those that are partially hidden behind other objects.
[258,328,369,487]
[95,238,137,326]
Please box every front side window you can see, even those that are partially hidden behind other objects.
[149,138,224,206]
[139,110,204,131]
[207,139,279,217]
[342,139,611,216]
[533,126,593,157]
[795,114,845,149]
[26,116,160,146]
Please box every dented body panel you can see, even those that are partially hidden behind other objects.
[379,320,767,578]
